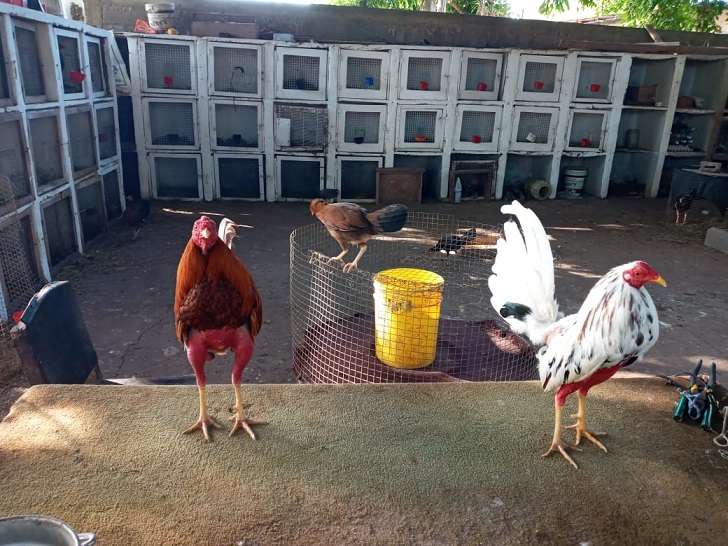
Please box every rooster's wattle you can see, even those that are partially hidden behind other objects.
[488,201,666,468]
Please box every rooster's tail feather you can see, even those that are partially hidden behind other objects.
[368,204,408,233]
[218,218,239,250]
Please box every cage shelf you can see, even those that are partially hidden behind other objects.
[211,100,261,151]
[668,112,712,155]
[143,98,198,149]
[399,50,450,101]
[558,155,606,197]
[566,110,608,151]
[214,154,264,200]
[277,156,324,200]
[0,114,30,201]
[516,54,564,102]
[42,193,77,266]
[573,57,616,103]
[338,49,389,100]
[459,51,502,101]
[624,57,675,107]
[337,156,383,201]
[95,103,117,162]
[28,110,64,190]
[337,104,386,154]
[396,106,444,151]
[511,106,558,151]
[55,29,85,100]
[504,153,553,196]
[208,43,260,97]
[609,149,659,194]
[276,47,327,101]
[66,106,97,176]
[150,153,202,199]
[274,103,327,150]
[615,109,665,152]
[142,39,195,94]
[454,105,501,152]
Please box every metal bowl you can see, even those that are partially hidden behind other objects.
[0,516,95,546]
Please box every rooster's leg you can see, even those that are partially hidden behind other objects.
[543,395,580,469]
[566,392,608,453]
[183,344,221,442]
[327,241,349,264]
[343,243,367,273]
[229,329,266,440]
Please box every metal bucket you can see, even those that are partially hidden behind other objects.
[0,516,95,546]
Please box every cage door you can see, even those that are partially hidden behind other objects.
[396,107,444,150]
[66,107,97,176]
[574,58,616,103]
[14,23,47,102]
[141,39,195,94]
[0,115,30,202]
[95,104,118,162]
[101,168,123,220]
[459,51,502,101]
[211,101,261,151]
[516,54,564,102]
[77,179,106,244]
[209,43,261,97]
[338,49,389,100]
[277,157,324,200]
[55,29,85,99]
[566,110,608,151]
[214,154,264,200]
[454,105,501,152]
[275,47,328,101]
[337,104,386,153]
[511,107,558,151]
[337,157,383,201]
[28,112,64,190]
[151,154,202,199]
[85,36,108,98]
[0,29,14,106]
[144,98,198,149]
[399,50,450,100]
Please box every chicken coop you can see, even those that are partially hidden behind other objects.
[290,211,536,383]
[0,3,123,320]
[121,24,728,202]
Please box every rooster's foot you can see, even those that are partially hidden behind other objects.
[229,414,267,440]
[326,256,344,265]
[542,441,581,469]
[342,262,358,273]
[565,420,608,453]
[183,415,222,442]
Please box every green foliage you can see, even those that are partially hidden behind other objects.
[331,0,510,16]
[539,0,726,32]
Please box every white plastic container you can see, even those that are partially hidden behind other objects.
[146,3,176,32]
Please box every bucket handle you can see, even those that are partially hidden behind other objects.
[78,533,96,546]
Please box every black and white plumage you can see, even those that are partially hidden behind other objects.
[673,188,697,224]
[430,228,477,254]
[122,195,151,240]
[488,201,666,468]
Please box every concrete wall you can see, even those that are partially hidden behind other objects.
[85,0,728,50]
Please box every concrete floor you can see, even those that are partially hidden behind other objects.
[55,197,728,384]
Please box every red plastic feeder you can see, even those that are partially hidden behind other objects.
[533,80,545,90]
[471,135,482,144]
[590,83,601,93]
[69,70,86,84]
[476,81,488,92]
[163,75,174,88]
[580,138,592,148]
[419,80,429,91]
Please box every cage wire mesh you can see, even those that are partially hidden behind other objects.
[465,57,497,92]
[346,56,381,90]
[154,156,199,198]
[77,180,105,243]
[43,195,76,266]
[96,106,117,160]
[404,110,436,143]
[577,61,611,100]
[340,159,378,200]
[213,46,258,94]
[275,104,327,148]
[0,40,10,100]
[29,114,63,187]
[215,103,258,147]
[102,169,122,220]
[280,158,321,199]
[145,42,192,90]
[282,54,320,91]
[569,112,604,148]
[87,41,106,94]
[57,35,82,94]
[344,111,380,145]
[67,109,96,173]
[523,60,556,93]
[217,157,261,199]
[290,212,537,383]
[0,176,43,384]
[149,101,195,146]
[406,57,442,91]
[15,27,45,98]
[460,110,495,143]
[516,111,551,144]
[0,118,30,200]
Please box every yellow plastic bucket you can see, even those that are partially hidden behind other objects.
[373,268,444,368]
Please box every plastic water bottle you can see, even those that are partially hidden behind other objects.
[454,177,462,204]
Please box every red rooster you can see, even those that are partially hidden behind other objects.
[489,202,666,468]
[174,216,263,441]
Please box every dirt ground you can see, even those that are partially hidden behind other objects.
[47,196,727,387]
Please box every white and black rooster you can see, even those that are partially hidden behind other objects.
[489,202,667,469]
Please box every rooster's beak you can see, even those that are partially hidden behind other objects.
[652,275,667,287]
[200,228,211,239]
